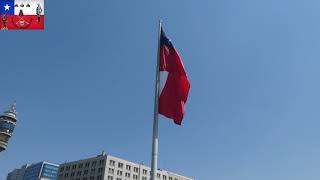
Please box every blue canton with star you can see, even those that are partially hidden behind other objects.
[0,0,14,15]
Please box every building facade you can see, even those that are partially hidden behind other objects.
[7,161,59,180]
[6,164,30,180]
[57,152,193,180]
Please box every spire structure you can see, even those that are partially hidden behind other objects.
[0,101,18,152]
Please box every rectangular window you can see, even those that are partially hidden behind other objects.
[125,172,130,177]
[97,167,104,173]
[109,160,115,166]
[157,173,160,178]
[126,165,131,170]
[117,170,122,176]
[85,162,90,168]
[169,177,172,180]
[84,170,89,175]
[77,171,82,176]
[108,176,113,180]
[72,165,77,169]
[92,161,97,166]
[108,168,114,174]
[99,159,105,165]
[83,178,88,180]
[66,166,70,171]
[64,173,69,177]
[71,172,75,177]
[79,164,83,168]
[118,162,123,168]
[133,167,139,173]
[163,175,167,180]
[90,176,95,180]
[91,168,96,174]
[60,167,64,172]
[143,169,147,175]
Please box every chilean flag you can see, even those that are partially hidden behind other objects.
[0,0,44,30]
[158,27,190,125]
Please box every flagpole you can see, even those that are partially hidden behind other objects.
[151,20,162,180]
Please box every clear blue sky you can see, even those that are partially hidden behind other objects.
[2,0,320,179]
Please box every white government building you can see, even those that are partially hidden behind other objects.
[57,152,193,180]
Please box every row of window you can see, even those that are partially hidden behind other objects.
[59,167,104,178]
[108,168,145,179]
[107,168,177,180]
[60,175,102,180]
[156,174,178,180]
[42,172,57,178]
[106,176,143,180]
[60,160,105,172]
[108,160,178,180]
[106,176,178,180]
[58,174,179,180]
[109,160,146,174]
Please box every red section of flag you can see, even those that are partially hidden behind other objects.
[1,15,44,30]
[158,28,190,125]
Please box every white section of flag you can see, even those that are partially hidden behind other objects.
[159,71,168,95]
[14,0,44,15]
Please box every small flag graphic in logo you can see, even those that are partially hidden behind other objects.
[1,0,44,30]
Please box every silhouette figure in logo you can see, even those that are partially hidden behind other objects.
[19,9,24,16]
[36,3,42,22]
[1,14,8,30]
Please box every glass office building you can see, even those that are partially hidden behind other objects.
[6,164,30,180]
[23,162,59,180]
[40,163,60,180]
[7,161,59,180]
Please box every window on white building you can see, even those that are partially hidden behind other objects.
[108,168,114,174]
[118,162,123,168]
[117,170,123,176]
[143,169,147,175]
[110,160,115,166]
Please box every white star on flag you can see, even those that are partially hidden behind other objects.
[4,4,10,11]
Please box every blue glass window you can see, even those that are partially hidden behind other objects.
[0,121,15,131]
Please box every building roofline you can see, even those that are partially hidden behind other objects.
[60,154,108,165]
[107,154,192,178]
[42,161,60,167]
[59,152,192,179]
[25,161,59,167]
